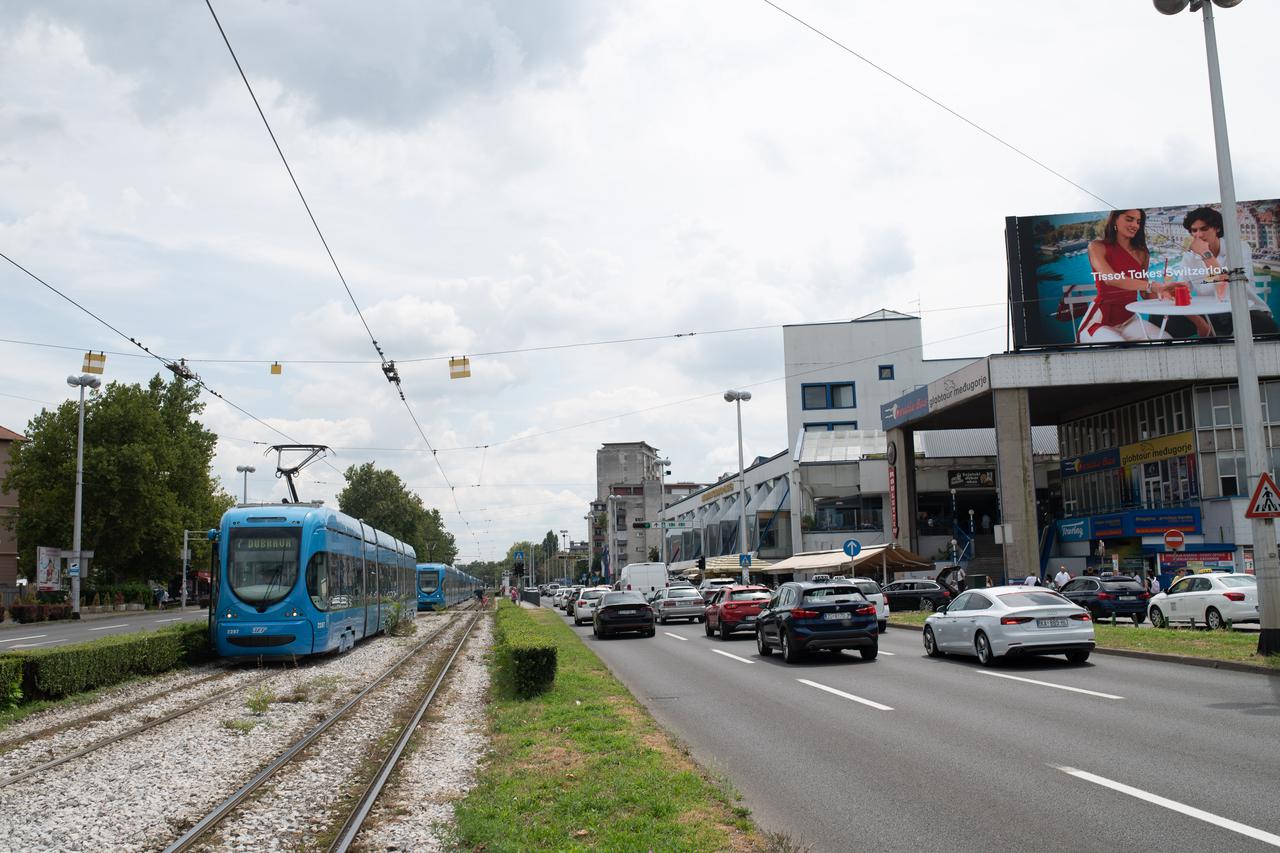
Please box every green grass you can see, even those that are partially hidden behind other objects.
[454,606,762,852]
[889,610,1280,669]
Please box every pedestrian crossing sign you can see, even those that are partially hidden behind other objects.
[1245,471,1280,518]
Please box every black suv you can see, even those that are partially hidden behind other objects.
[755,581,878,663]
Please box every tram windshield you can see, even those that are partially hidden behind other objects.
[229,528,301,607]
[418,572,440,594]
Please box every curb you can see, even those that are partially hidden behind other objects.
[887,621,1280,677]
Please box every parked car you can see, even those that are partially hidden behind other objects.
[551,588,570,608]
[923,587,1094,666]
[572,587,610,625]
[699,578,737,600]
[755,581,879,663]
[849,576,889,632]
[1148,572,1259,629]
[1058,575,1150,624]
[704,585,772,639]
[593,590,656,638]
[651,586,706,624]
[560,586,584,614]
[882,579,952,613]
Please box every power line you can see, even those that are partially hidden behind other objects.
[757,0,1114,209]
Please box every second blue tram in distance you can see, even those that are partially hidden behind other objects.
[210,504,416,658]
[417,562,483,610]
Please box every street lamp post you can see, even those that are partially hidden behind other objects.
[724,391,752,568]
[560,529,568,580]
[235,465,256,504]
[657,457,671,565]
[1155,0,1278,655]
[67,374,100,617]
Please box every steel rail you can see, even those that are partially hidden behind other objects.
[327,611,481,852]
[162,611,469,853]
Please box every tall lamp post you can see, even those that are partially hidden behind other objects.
[560,528,568,580]
[657,457,671,564]
[724,391,752,567]
[67,373,101,617]
[1155,0,1277,655]
[235,465,255,504]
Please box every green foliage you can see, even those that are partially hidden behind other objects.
[493,601,557,699]
[7,603,73,623]
[336,462,457,564]
[221,718,257,735]
[5,622,210,701]
[0,656,23,709]
[245,685,275,716]
[2,374,233,584]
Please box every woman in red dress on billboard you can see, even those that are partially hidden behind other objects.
[1079,209,1172,343]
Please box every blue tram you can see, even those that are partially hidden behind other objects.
[416,563,483,610]
[210,504,416,658]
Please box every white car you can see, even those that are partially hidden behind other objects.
[1148,572,1259,629]
[572,587,611,625]
[923,586,1095,665]
[698,578,736,600]
[849,576,890,633]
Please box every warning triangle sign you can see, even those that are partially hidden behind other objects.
[1245,471,1280,518]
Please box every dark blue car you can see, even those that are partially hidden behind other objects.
[755,581,879,663]
[1057,575,1150,624]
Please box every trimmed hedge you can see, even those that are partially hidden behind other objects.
[7,603,73,624]
[0,655,22,708]
[2,622,212,703]
[493,601,558,699]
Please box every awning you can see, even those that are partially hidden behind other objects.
[762,544,931,576]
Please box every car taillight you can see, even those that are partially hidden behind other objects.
[577,600,587,607]
[1139,591,1151,599]
[662,600,673,607]
[941,590,951,598]
[626,584,632,590]
[855,604,876,616]
[1097,592,1115,600]
[1224,591,1246,602]
[1070,613,1092,621]
[791,608,819,619]
[1000,616,1033,625]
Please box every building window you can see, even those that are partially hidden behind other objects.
[878,365,894,381]
[801,382,856,410]
[804,421,859,432]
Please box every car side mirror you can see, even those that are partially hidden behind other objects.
[936,604,949,614]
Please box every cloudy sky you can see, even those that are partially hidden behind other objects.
[4,0,1280,562]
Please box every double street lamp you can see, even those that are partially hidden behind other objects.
[67,373,101,617]
[235,465,256,504]
[724,391,752,567]
[1153,0,1277,654]
[657,457,671,564]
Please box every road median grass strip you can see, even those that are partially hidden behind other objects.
[889,610,1280,669]
[493,602,558,698]
[455,603,762,852]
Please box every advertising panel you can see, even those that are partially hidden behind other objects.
[36,545,61,592]
[1119,432,1194,468]
[1060,447,1121,478]
[926,359,990,413]
[1006,198,1280,350]
[948,469,995,489]
[1060,507,1200,541]
[1157,550,1236,572]
[880,385,929,430]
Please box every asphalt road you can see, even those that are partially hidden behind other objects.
[542,599,1280,853]
[0,609,209,650]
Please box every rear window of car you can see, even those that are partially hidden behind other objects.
[601,592,646,606]
[582,589,606,600]
[997,591,1070,607]
[1101,580,1144,592]
[803,586,866,604]
[729,591,771,601]
[668,589,702,598]
[1220,576,1256,587]
[854,581,880,597]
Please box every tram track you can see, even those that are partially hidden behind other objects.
[163,609,481,852]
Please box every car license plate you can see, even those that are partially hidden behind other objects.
[823,612,847,621]
[617,609,637,615]
[1037,617,1067,628]
[1120,596,1136,601]
[741,615,755,621]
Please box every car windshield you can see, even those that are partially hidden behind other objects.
[228,528,301,607]
[1220,576,1256,587]
[853,581,880,597]
[997,591,1071,607]
[803,586,865,604]
[601,592,647,606]
[730,590,771,601]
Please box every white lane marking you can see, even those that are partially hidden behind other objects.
[87,623,131,632]
[1056,766,1280,848]
[879,650,896,655]
[976,669,1123,700]
[156,617,182,623]
[710,649,755,664]
[664,632,688,641]
[797,678,893,711]
[9,640,66,649]
[0,634,48,643]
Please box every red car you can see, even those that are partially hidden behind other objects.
[704,585,773,639]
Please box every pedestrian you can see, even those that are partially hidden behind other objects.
[1023,574,1037,587]
[981,513,992,534]
[954,565,967,592]
[1053,565,1071,589]
[1148,572,1161,596]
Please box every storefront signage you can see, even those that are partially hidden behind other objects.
[1060,447,1121,478]
[1158,551,1237,572]
[888,467,899,539]
[1057,518,1091,542]
[1067,507,1201,540]
[880,385,929,430]
[948,469,995,489]
[1118,432,1194,468]
[926,360,990,412]
[700,482,736,504]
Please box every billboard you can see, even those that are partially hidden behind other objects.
[36,546,61,592]
[1007,198,1280,350]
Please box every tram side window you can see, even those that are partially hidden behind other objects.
[307,552,329,611]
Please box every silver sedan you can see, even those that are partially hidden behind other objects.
[923,586,1095,665]
[651,587,707,624]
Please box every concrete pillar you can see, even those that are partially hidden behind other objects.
[993,388,1037,579]
[886,428,916,549]
[788,467,804,557]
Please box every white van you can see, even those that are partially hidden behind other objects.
[616,562,669,598]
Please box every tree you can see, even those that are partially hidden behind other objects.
[541,530,559,561]
[3,374,233,584]
[648,546,660,562]
[336,463,457,564]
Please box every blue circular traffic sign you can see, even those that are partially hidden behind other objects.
[842,539,862,558]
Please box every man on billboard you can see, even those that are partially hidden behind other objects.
[1163,206,1278,339]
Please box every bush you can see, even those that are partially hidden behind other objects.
[0,655,22,708]
[493,602,557,699]
[6,622,210,701]
[6,603,72,623]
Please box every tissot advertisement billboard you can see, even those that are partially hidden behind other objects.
[1006,198,1280,350]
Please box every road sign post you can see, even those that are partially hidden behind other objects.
[739,553,752,584]
[842,539,862,558]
